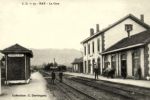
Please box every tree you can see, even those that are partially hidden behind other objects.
[58,65,67,71]
[43,63,54,71]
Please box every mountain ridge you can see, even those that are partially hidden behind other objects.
[31,48,82,67]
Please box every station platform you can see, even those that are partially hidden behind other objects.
[65,72,150,89]
[0,72,55,100]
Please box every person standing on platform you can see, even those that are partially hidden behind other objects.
[59,71,63,82]
[137,67,141,79]
[94,63,99,80]
[51,70,56,84]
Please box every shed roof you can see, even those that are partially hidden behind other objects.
[1,44,33,57]
[102,30,150,54]
[72,57,83,64]
[81,14,150,44]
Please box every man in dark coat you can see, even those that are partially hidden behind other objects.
[137,67,141,79]
[51,71,56,84]
[94,63,99,80]
[59,71,63,82]
[122,66,126,79]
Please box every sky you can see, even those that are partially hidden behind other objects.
[0,0,150,50]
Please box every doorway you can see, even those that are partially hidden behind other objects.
[97,58,101,75]
[92,59,95,74]
[88,60,91,74]
[7,57,25,80]
[121,54,127,78]
[132,49,140,78]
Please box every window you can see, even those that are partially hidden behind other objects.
[84,61,87,73]
[92,41,95,53]
[111,55,116,69]
[88,60,91,73]
[125,24,133,32]
[92,59,95,73]
[97,58,101,75]
[88,44,90,54]
[104,56,109,68]
[121,54,127,60]
[97,38,100,52]
[132,49,140,76]
[84,46,86,55]
[121,53,127,78]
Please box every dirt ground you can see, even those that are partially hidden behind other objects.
[0,72,56,100]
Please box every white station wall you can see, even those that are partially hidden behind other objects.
[104,18,146,50]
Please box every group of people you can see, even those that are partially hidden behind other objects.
[51,71,63,84]
[94,62,117,79]
[102,67,116,78]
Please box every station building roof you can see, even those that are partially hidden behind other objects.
[72,57,83,64]
[102,30,150,55]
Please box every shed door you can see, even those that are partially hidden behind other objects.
[7,57,25,80]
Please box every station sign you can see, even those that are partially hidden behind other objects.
[8,54,24,57]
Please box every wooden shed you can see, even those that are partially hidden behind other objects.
[1,44,33,84]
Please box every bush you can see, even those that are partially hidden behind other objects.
[58,65,67,71]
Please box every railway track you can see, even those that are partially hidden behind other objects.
[41,71,134,100]
[67,76,150,100]
[57,80,97,100]
[41,71,150,100]
[61,76,129,100]
[41,71,97,100]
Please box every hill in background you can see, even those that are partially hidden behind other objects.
[31,48,82,67]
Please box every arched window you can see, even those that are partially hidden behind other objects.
[88,60,91,73]
[84,46,86,55]
[104,56,109,68]
[92,59,95,73]
[111,54,116,69]
[84,61,87,73]
[132,49,140,76]
[92,41,95,53]
[97,38,100,52]
[121,53,127,78]
[88,44,90,54]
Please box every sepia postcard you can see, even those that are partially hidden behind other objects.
[0,0,150,100]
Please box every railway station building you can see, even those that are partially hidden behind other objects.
[1,44,33,84]
[81,14,150,79]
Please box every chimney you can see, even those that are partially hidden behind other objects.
[127,31,131,38]
[140,14,144,22]
[90,28,94,36]
[96,24,100,32]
